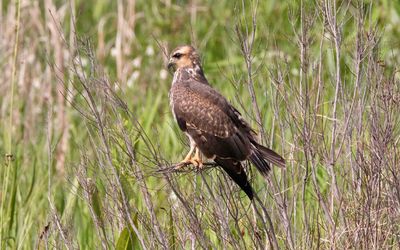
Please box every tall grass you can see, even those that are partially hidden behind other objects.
[1,0,400,249]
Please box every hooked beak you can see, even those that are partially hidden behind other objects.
[167,58,175,73]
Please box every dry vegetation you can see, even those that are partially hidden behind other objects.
[1,0,400,249]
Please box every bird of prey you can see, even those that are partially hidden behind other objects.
[167,45,285,200]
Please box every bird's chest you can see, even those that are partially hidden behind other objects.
[169,84,184,121]
[169,90,177,120]
[169,83,194,133]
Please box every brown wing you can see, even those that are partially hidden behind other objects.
[184,80,286,169]
[171,79,252,161]
[186,80,255,136]
[171,69,285,171]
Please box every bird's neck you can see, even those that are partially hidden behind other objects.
[173,66,208,85]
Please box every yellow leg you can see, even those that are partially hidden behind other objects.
[192,148,203,169]
[174,139,196,169]
[181,145,195,163]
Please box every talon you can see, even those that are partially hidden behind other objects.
[174,142,203,170]
[174,161,187,170]
[190,159,203,169]
[190,160,198,167]
[174,158,194,170]
[192,148,203,169]
[175,143,195,169]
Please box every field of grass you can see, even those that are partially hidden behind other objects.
[1,0,400,249]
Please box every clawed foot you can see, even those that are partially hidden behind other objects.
[174,148,203,170]
[192,151,203,170]
[174,159,202,169]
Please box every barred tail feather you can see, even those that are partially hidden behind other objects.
[254,143,286,168]
[214,158,254,200]
[249,150,271,177]
[249,142,286,177]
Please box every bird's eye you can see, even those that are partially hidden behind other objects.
[173,53,182,59]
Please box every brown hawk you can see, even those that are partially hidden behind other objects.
[167,45,285,200]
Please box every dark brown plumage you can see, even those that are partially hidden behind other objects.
[168,45,285,199]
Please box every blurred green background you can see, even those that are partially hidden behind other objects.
[1,0,400,249]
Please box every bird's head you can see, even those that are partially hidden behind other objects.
[167,45,202,73]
